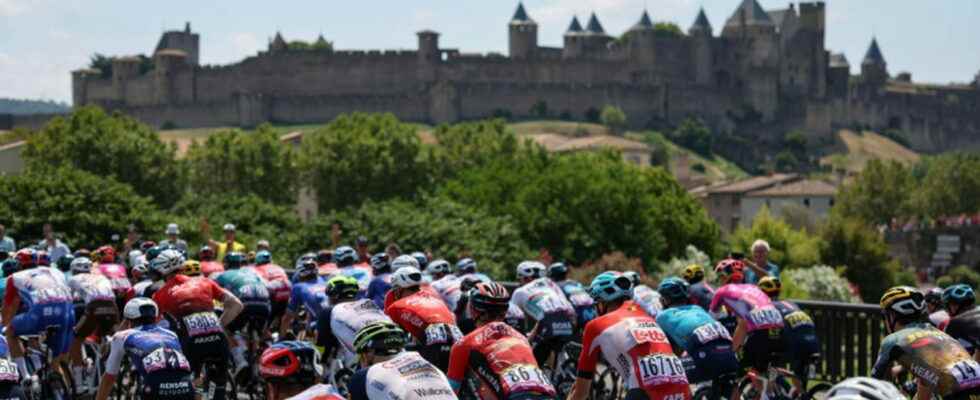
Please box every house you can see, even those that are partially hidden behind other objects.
[0,140,26,176]
[694,174,837,233]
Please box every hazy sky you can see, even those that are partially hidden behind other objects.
[1,0,977,104]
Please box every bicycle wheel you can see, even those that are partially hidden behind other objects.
[593,367,622,400]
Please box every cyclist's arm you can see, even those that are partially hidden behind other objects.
[315,307,338,354]
[97,333,127,400]
[217,287,243,328]
[870,342,897,381]
[569,322,600,400]
[914,378,933,400]
[279,311,295,338]
[732,318,748,353]
[446,341,470,393]
[1,277,17,327]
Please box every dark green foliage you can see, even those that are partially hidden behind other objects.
[160,121,177,130]
[22,106,183,208]
[185,124,298,204]
[559,110,573,121]
[288,39,332,51]
[600,105,627,133]
[819,214,904,303]
[668,117,713,157]
[89,53,113,78]
[833,159,914,225]
[653,22,683,37]
[936,266,980,289]
[774,151,799,172]
[0,168,165,249]
[691,163,706,173]
[491,109,512,120]
[429,119,543,181]
[910,153,980,218]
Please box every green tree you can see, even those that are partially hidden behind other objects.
[429,119,543,180]
[774,151,799,172]
[185,124,298,204]
[780,265,859,303]
[730,206,821,269]
[910,153,980,218]
[0,168,165,249]
[89,53,113,78]
[653,22,684,38]
[600,105,627,134]
[22,106,183,208]
[819,214,906,303]
[296,113,431,212]
[287,40,311,51]
[669,117,713,157]
[936,266,980,289]
[833,159,914,225]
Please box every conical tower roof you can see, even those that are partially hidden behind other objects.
[862,37,886,66]
[586,12,606,34]
[510,2,535,24]
[630,10,654,31]
[689,8,713,34]
[270,31,287,51]
[724,0,773,28]
[565,16,584,34]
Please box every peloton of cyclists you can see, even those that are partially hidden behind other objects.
[382,266,461,372]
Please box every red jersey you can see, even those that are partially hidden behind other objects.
[152,275,225,319]
[447,321,555,399]
[318,263,339,277]
[250,264,291,302]
[200,261,225,278]
[578,301,691,400]
[384,287,457,343]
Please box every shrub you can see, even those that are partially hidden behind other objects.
[600,105,627,133]
[730,207,821,269]
[936,266,980,289]
[654,245,714,284]
[780,265,859,303]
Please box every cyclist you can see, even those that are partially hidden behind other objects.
[131,261,158,298]
[825,377,907,400]
[365,253,392,309]
[511,261,576,367]
[457,258,491,284]
[197,246,224,278]
[94,298,194,400]
[335,246,372,293]
[55,254,74,275]
[250,250,292,321]
[410,252,429,272]
[547,262,597,328]
[758,276,821,388]
[259,341,342,400]
[316,276,393,368]
[151,249,244,400]
[66,257,118,395]
[316,250,338,277]
[942,284,979,359]
[383,267,460,372]
[2,261,74,383]
[656,277,739,399]
[682,264,715,311]
[93,245,133,309]
[452,275,485,335]
[280,259,328,339]
[625,270,663,318]
[349,321,456,400]
[211,251,272,367]
[874,286,980,400]
[568,272,691,400]
[448,281,556,399]
[926,287,950,328]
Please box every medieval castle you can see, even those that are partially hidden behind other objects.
[70,0,980,153]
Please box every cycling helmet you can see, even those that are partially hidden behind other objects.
[942,284,976,306]
[410,252,428,270]
[391,267,424,289]
[14,248,35,268]
[296,259,318,280]
[516,261,546,280]
[123,297,159,320]
[623,271,641,287]
[55,254,75,272]
[456,258,477,274]
[391,255,419,271]
[758,276,782,298]
[1,259,18,277]
[316,250,333,264]
[326,275,360,300]
[295,252,316,269]
[198,246,215,261]
[682,264,705,282]
[260,341,323,385]
[547,262,568,280]
[353,321,407,356]
[181,260,202,277]
[70,257,93,274]
[467,282,511,318]
[925,287,943,306]
[879,286,925,316]
[825,377,905,400]
[714,259,745,284]
[73,249,91,259]
[334,246,358,267]
[254,250,272,265]
[149,249,184,276]
[370,253,391,273]
[658,277,689,303]
[35,250,50,266]
[224,251,245,269]
[131,262,149,281]
[460,276,483,293]
[140,241,157,252]
[95,245,116,263]
[426,259,451,276]
[145,246,165,263]
[589,272,632,303]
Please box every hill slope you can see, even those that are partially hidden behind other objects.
[820,129,920,174]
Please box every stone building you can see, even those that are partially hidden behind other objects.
[66,1,980,154]
[693,173,837,233]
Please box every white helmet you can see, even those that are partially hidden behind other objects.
[391,267,425,289]
[427,259,451,275]
[516,261,546,279]
[149,249,184,276]
[123,297,159,320]
[826,377,907,400]
[128,250,144,267]
[391,255,419,271]
[70,257,93,274]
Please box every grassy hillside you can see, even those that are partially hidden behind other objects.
[820,129,920,174]
[628,131,748,186]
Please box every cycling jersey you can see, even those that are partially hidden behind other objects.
[447,321,556,399]
[632,284,663,318]
[67,272,115,305]
[153,275,225,318]
[4,267,74,357]
[105,322,195,399]
[287,280,329,318]
[286,384,345,400]
[505,302,528,333]
[93,262,133,299]
[578,301,691,399]
[316,299,393,358]
[709,284,783,332]
[555,279,597,327]
[431,275,462,311]
[772,300,819,359]
[656,304,738,384]
[348,351,456,400]
[250,263,292,304]
[945,306,980,355]
[199,261,225,278]
[339,266,373,293]
[384,288,461,371]
[69,273,119,339]
[366,273,392,309]
[872,322,980,398]
[511,277,575,331]
[318,262,339,278]
[687,281,715,311]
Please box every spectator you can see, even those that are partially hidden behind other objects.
[256,240,271,252]
[204,223,245,261]
[355,235,370,262]
[385,243,401,260]
[122,225,144,256]
[158,223,189,254]
[0,224,15,253]
[744,239,780,284]
[37,223,71,264]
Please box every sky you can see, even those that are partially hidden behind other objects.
[1,0,977,104]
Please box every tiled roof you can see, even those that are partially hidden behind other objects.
[554,135,650,152]
[707,173,799,194]
[689,8,713,33]
[863,37,886,66]
[724,0,774,28]
[566,16,584,34]
[746,179,837,197]
[586,13,606,34]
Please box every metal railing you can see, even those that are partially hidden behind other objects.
[794,300,885,383]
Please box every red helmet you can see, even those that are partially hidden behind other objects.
[140,241,157,252]
[715,258,745,284]
[96,245,116,263]
[467,281,510,319]
[34,250,50,266]
[15,248,35,268]
[199,246,215,261]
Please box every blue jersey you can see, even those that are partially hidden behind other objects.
[656,304,732,351]
[366,273,392,310]
[105,323,190,377]
[287,280,329,317]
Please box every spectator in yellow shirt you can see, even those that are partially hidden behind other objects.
[205,223,245,261]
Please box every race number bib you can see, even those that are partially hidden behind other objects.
[501,365,553,394]
[692,322,732,344]
[784,311,814,329]
[637,354,688,387]
[0,359,18,382]
[141,347,191,373]
[748,308,783,328]
[424,324,462,345]
[182,312,222,337]
[949,359,980,390]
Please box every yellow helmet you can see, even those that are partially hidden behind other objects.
[758,276,781,297]
[880,286,925,316]
[682,264,704,282]
[181,259,202,277]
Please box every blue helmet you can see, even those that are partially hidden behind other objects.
[456,258,477,273]
[547,263,568,280]
[943,284,976,306]
[658,277,689,303]
[589,272,632,303]
[334,246,358,267]
[255,250,273,265]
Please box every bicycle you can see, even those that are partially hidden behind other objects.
[591,362,623,400]
[546,341,581,398]
[235,317,270,400]
[20,327,71,400]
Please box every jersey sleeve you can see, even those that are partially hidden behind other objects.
[708,287,723,313]
[286,285,302,313]
[446,338,471,392]
[104,331,129,375]
[2,276,16,307]
[870,338,898,380]
[576,320,601,379]
[316,306,338,353]
[208,279,225,302]
[348,368,370,400]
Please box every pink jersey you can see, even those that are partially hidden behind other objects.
[94,263,133,296]
[709,284,783,332]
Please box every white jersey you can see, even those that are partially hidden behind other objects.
[330,299,393,355]
[632,285,663,318]
[10,266,72,306]
[511,277,575,322]
[364,351,456,400]
[133,280,154,297]
[431,274,462,310]
[286,384,344,400]
[68,273,115,304]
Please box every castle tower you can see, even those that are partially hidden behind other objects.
[508,2,537,60]
[111,56,141,103]
[799,2,828,98]
[417,30,441,62]
[71,68,99,106]
[627,10,656,64]
[154,22,200,66]
[154,49,188,104]
[689,8,714,85]
[269,32,287,53]
[861,37,888,86]
[562,16,585,59]
[828,53,850,97]
[580,12,613,57]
